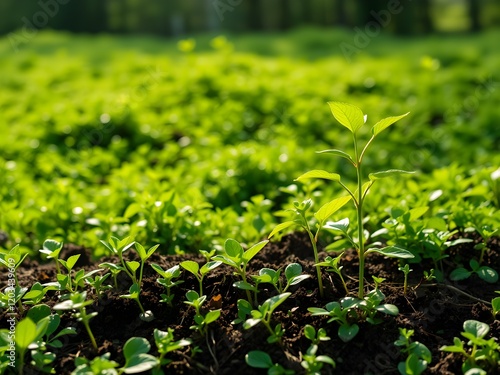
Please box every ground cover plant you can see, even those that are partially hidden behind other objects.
[0,28,499,374]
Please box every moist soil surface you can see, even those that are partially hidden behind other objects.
[2,232,500,375]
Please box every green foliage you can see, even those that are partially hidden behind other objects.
[309,289,398,342]
[153,328,192,370]
[441,320,500,374]
[151,264,184,307]
[183,291,221,336]
[243,293,291,344]
[395,328,432,375]
[180,260,221,296]
[53,291,99,350]
[245,351,295,375]
[450,259,499,284]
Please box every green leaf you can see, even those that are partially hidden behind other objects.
[450,268,471,281]
[315,196,351,224]
[123,337,150,359]
[372,112,409,136]
[123,353,158,374]
[338,323,359,342]
[463,320,489,339]
[304,325,316,341]
[224,238,243,258]
[27,303,51,323]
[16,318,38,351]
[323,218,350,233]
[285,263,302,280]
[243,240,269,262]
[316,355,336,366]
[204,310,221,324]
[477,267,498,283]
[126,261,140,274]
[328,102,365,133]
[180,260,199,275]
[268,221,296,239]
[377,304,399,316]
[316,149,354,163]
[66,254,81,270]
[369,170,415,181]
[295,170,341,182]
[367,246,414,259]
[492,297,500,315]
[245,350,273,369]
[200,261,221,275]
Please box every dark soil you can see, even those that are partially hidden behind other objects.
[2,232,500,375]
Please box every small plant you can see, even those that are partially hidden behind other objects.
[473,225,498,264]
[153,328,192,373]
[151,264,184,307]
[440,320,500,374]
[212,238,268,305]
[252,263,310,294]
[53,291,99,350]
[184,290,221,336]
[272,102,415,299]
[245,351,295,375]
[85,273,112,296]
[15,317,47,375]
[100,236,137,285]
[57,254,81,292]
[394,327,432,375]
[243,292,291,344]
[398,264,413,295]
[120,283,154,322]
[301,324,336,374]
[450,259,499,284]
[180,259,221,296]
[73,337,158,374]
[316,253,348,295]
[309,288,398,342]
[39,239,64,274]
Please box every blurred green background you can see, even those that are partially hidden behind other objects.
[1,0,500,37]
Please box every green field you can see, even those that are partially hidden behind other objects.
[1,28,499,257]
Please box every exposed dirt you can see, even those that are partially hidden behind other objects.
[1,232,499,374]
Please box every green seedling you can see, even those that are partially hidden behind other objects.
[309,288,398,342]
[134,242,160,288]
[450,259,498,284]
[212,238,268,305]
[253,263,310,294]
[232,298,253,325]
[245,351,295,375]
[473,225,498,264]
[0,285,27,313]
[492,294,500,319]
[302,324,335,374]
[398,264,413,295]
[199,249,216,262]
[269,197,350,298]
[27,304,77,349]
[301,344,336,375]
[120,283,154,322]
[440,320,500,374]
[423,269,436,282]
[31,349,56,374]
[153,328,192,372]
[0,244,29,313]
[15,317,48,375]
[39,239,63,274]
[73,353,119,375]
[273,102,414,299]
[73,337,158,375]
[99,262,124,289]
[151,264,184,307]
[184,290,221,336]
[180,260,221,296]
[100,236,137,284]
[57,254,80,292]
[394,328,432,375]
[316,253,348,295]
[53,291,98,350]
[419,229,473,278]
[85,273,112,296]
[243,292,291,344]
